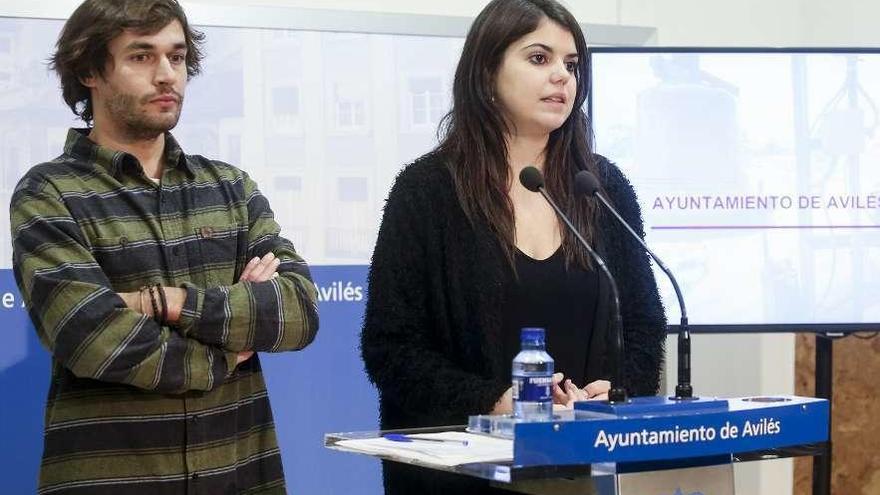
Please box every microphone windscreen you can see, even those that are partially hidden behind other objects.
[519,166,544,192]
[574,170,600,196]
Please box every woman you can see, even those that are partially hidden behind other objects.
[361,0,666,493]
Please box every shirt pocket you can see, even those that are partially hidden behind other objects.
[91,230,161,288]
[192,223,248,286]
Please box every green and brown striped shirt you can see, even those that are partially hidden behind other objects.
[10,128,319,494]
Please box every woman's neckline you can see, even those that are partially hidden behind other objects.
[515,244,562,262]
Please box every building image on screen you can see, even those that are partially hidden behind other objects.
[592,50,880,328]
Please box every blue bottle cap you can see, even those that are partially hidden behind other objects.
[520,327,545,344]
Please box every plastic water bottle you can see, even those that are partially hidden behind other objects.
[512,327,554,421]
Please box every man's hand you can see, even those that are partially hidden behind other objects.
[116,254,279,368]
[228,255,278,372]
[118,291,142,313]
[114,286,184,324]
[118,290,255,368]
[116,252,281,323]
[235,351,254,365]
[239,252,280,282]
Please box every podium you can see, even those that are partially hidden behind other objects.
[325,395,829,495]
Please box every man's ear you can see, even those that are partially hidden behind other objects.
[80,72,98,89]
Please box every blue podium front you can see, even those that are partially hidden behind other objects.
[326,395,829,495]
[512,395,828,467]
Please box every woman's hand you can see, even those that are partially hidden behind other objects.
[557,378,612,408]
[491,387,513,415]
[561,379,588,407]
[496,372,568,414]
[551,372,569,405]
[583,379,611,401]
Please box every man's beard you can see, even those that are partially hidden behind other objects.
[105,90,183,140]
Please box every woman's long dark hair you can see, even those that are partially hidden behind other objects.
[437,0,601,269]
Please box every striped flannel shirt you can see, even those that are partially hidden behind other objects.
[10,128,319,494]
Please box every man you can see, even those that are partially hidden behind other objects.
[10,1,319,493]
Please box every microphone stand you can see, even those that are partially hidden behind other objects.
[531,184,628,404]
[589,187,694,400]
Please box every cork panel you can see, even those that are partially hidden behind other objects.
[794,333,880,495]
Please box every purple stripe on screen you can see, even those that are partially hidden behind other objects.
[652,225,880,230]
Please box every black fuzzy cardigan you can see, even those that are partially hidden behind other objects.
[361,152,666,494]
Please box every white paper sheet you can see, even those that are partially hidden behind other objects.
[333,431,513,467]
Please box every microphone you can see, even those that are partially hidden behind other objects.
[574,170,694,400]
[519,166,628,404]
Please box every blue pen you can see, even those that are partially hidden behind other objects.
[383,433,469,446]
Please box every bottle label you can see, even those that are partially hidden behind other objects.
[512,375,552,402]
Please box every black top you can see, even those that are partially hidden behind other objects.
[502,247,600,386]
[361,151,666,495]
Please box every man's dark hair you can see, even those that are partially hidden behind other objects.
[48,0,205,123]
